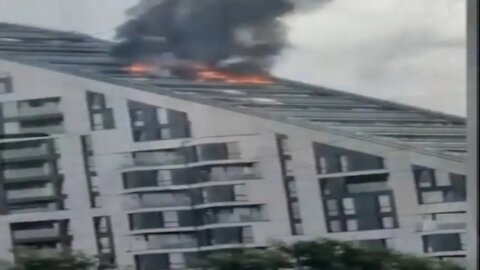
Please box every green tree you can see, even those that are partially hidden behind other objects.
[202,239,465,270]
[9,249,96,270]
[202,247,292,270]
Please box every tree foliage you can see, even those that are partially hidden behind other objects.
[202,239,465,270]
[2,239,465,270]
[8,249,95,270]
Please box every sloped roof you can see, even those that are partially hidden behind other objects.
[0,23,467,162]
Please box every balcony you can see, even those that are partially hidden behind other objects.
[3,166,51,180]
[20,125,64,135]
[201,171,260,183]
[6,185,55,200]
[206,211,264,224]
[2,100,61,118]
[416,221,467,232]
[0,144,49,160]
[124,193,191,210]
[12,226,61,240]
[8,203,58,214]
[132,152,185,167]
[130,234,197,251]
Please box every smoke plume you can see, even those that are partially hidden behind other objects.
[112,0,317,74]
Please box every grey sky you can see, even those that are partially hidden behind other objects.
[0,0,466,116]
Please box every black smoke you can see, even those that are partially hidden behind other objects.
[112,0,300,73]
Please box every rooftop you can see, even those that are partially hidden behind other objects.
[0,23,466,162]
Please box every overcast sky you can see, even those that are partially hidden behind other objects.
[0,0,466,116]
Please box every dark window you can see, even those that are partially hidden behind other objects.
[201,227,252,246]
[0,74,12,94]
[197,143,228,161]
[19,117,63,128]
[93,216,116,268]
[423,233,465,252]
[358,239,387,250]
[313,143,384,174]
[129,212,163,230]
[135,254,169,270]
[413,166,466,204]
[320,176,397,232]
[127,101,190,142]
[277,134,303,236]
[87,91,115,130]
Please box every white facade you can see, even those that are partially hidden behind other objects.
[0,59,468,269]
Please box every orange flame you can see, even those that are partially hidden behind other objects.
[196,68,273,85]
[124,63,153,74]
[124,62,273,85]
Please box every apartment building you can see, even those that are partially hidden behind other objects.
[0,23,468,269]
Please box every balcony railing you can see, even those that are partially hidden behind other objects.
[132,154,185,167]
[6,186,55,200]
[124,195,191,209]
[20,125,64,134]
[416,221,467,232]
[0,144,49,160]
[130,235,197,251]
[202,172,260,182]
[4,166,50,180]
[205,212,263,224]
[2,102,60,118]
[12,227,60,240]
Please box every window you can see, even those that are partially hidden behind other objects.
[378,195,392,213]
[286,180,297,198]
[234,185,247,200]
[157,170,172,186]
[285,159,294,174]
[160,128,171,139]
[314,143,384,174]
[93,113,104,130]
[326,199,339,216]
[382,217,395,229]
[319,157,328,174]
[421,191,444,204]
[339,155,349,172]
[99,237,112,253]
[279,137,290,153]
[242,227,254,242]
[163,211,179,227]
[342,198,355,215]
[227,143,241,159]
[423,233,464,253]
[346,219,358,231]
[82,136,93,152]
[156,108,169,124]
[385,238,394,249]
[87,156,96,171]
[169,253,185,269]
[0,73,12,94]
[329,220,341,232]
[294,222,304,235]
[0,81,7,93]
[132,110,145,127]
[95,216,109,234]
[415,167,435,188]
[4,122,19,133]
[460,233,466,250]
[90,93,105,110]
[134,131,148,142]
[436,175,451,186]
[291,201,301,220]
